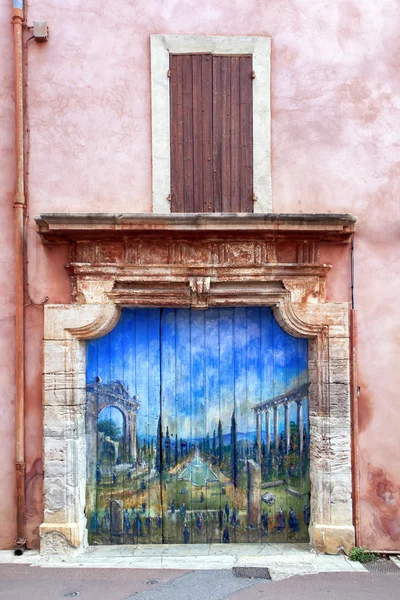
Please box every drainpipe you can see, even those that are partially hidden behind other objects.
[350,234,361,546]
[12,0,26,554]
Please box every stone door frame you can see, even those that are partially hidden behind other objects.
[36,212,356,556]
[40,290,354,556]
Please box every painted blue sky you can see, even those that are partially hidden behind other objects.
[87,308,308,440]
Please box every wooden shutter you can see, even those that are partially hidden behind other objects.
[170,54,253,213]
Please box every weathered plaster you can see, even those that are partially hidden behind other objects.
[151,35,271,213]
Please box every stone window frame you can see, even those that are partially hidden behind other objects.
[150,35,272,214]
[40,293,354,556]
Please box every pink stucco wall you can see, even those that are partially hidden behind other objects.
[0,0,399,550]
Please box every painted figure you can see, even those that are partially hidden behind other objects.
[183,524,190,544]
[90,512,100,531]
[304,499,311,527]
[134,514,143,537]
[124,509,131,534]
[102,507,111,531]
[200,491,204,503]
[142,501,146,513]
[156,514,162,528]
[222,526,230,543]
[113,470,117,485]
[218,508,223,529]
[141,479,146,491]
[180,503,186,521]
[146,515,152,534]
[289,507,299,533]
[96,463,101,484]
[171,499,175,514]
[196,512,204,531]
[127,470,132,481]
[230,507,237,527]
[261,511,269,535]
[277,506,286,531]
[225,502,230,522]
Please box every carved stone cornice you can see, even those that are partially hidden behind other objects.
[35,212,356,243]
[35,212,356,308]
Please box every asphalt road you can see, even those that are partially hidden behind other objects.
[0,566,399,600]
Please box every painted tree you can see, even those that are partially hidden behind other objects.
[155,414,163,473]
[98,419,121,441]
[212,429,216,456]
[230,411,238,487]
[217,419,223,466]
[136,435,141,463]
[205,432,210,454]
[165,426,171,469]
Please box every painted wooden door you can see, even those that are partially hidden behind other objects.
[86,307,310,545]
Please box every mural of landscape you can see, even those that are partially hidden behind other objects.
[86,307,310,544]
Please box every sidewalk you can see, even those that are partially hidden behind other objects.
[0,543,367,580]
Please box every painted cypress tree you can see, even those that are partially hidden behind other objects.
[136,435,141,463]
[205,432,210,454]
[155,414,163,474]
[175,433,178,465]
[230,411,238,487]
[217,419,223,466]
[165,426,171,469]
[179,438,184,459]
[212,429,216,456]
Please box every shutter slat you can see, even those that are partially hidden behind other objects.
[182,55,194,212]
[212,56,222,212]
[170,55,184,212]
[239,56,253,212]
[221,56,232,212]
[230,56,241,212]
[201,55,213,212]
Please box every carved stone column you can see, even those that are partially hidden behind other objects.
[297,399,304,457]
[273,405,279,451]
[265,409,271,455]
[256,411,262,465]
[285,401,291,455]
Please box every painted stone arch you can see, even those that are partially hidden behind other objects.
[86,378,140,515]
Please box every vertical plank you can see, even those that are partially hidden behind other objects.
[219,308,234,543]
[177,309,193,543]
[212,56,222,212]
[170,55,184,212]
[202,55,213,211]
[221,56,231,212]
[135,310,149,543]
[123,310,138,544]
[160,309,177,542]
[246,307,262,542]
[190,311,207,542]
[182,55,194,212]
[148,309,162,543]
[239,56,253,212]
[230,56,241,212]
[204,309,220,541]
[233,307,248,542]
[192,55,203,213]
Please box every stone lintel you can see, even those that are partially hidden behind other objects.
[35,212,356,244]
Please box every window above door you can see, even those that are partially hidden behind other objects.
[151,35,271,214]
